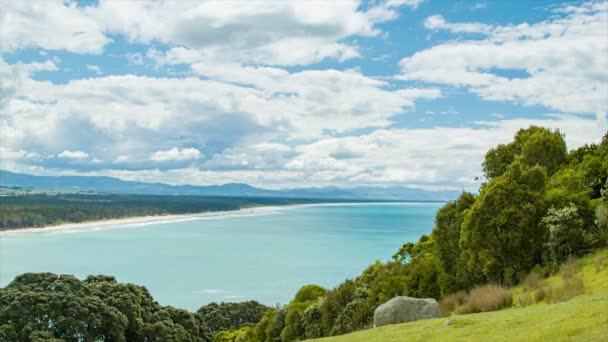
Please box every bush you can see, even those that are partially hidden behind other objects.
[302,299,324,339]
[439,291,467,316]
[543,204,586,264]
[454,285,512,315]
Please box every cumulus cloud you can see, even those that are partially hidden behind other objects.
[86,0,415,66]
[0,0,109,53]
[58,150,89,159]
[150,148,203,162]
[399,2,608,114]
[86,64,102,75]
[32,114,607,190]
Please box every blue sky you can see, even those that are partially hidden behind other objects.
[1,0,606,190]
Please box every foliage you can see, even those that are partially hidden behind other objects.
[483,126,566,179]
[280,285,326,341]
[542,204,587,264]
[0,273,211,342]
[197,301,269,335]
[432,192,476,295]
[461,161,548,285]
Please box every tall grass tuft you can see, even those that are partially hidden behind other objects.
[523,271,543,292]
[453,285,512,315]
[439,291,467,316]
[560,256,578,278]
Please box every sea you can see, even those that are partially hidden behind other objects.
[0,203,442,311]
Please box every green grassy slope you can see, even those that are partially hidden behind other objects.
[312,249,608,342]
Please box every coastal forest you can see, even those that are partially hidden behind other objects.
[0,126,607,341]
[0,195,344,230]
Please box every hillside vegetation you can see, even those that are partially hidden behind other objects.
[311,248,608,342]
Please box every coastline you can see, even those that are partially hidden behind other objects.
[0,201,422,235]
[0,205,285,235]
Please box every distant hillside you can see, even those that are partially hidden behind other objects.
[0,170,459,201]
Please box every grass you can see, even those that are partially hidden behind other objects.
[452,284,512,315]
[310,248,608,342]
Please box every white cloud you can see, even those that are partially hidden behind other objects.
[35,114,606,189]
[0,1,109,53]
[113,155,129,163]
[58,150,89,159]
[0,57,441,166]
[150,148,203,162]
[424,15,492,34]
[400,2,608,114]
[86,64,102,75]
[87,0,412,66]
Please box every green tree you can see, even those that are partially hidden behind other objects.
[280,285,326,341]
[432,192,476,294]
[0,273,211,342]
[542,204,586,264]
[461,162,548,285]
[482,126,566,179]
[197,301,268,335]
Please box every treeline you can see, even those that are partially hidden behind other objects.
[214,126,608,341]
[0,194,337,230]
[0,272,272,341]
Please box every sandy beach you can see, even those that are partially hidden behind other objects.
[0,202,414,235]
[0,205,289,235]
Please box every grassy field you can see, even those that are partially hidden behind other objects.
[311,249,608,342]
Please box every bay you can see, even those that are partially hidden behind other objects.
[0,203,441,311]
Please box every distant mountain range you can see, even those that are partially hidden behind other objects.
[0,170,460,201]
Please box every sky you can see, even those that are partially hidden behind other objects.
[0,0,607,191]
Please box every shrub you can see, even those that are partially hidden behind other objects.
[331,298,374,335]
[439,291,467,316]
[454,285,512,315]
[302,299,324,339]
[543,204,586,264]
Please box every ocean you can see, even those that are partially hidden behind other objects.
[0,203,441,311]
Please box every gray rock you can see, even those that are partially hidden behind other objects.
[373,296,440,327]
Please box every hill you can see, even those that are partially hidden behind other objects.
[310,248,608,342]
[0,170,459,201]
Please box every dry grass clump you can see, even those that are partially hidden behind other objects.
[523,271,543,292]
[439,291,467,316]
[452,285,512,315]
[559,256,578,278]
[534,286,548,302]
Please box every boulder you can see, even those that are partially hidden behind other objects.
[373,296,440,327]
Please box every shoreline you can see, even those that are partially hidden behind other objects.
[0,201,424,235]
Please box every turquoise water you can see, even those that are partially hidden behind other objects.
[0,203,441,311]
